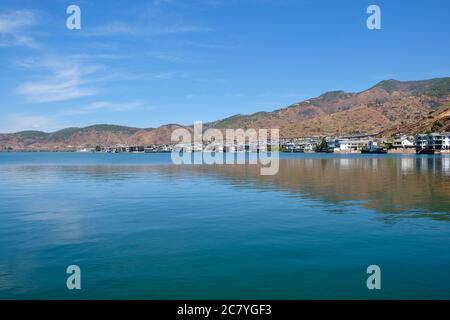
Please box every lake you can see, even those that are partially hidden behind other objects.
[0,152,449,299]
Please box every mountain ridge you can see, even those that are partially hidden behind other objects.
[1,77,449,150]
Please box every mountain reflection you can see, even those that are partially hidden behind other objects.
[183,156,450,220]
[8,155,450,221]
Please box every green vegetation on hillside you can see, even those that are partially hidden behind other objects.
[374,77,450,97]
[425,78,450,97]
[431,120,444,133]
[15,131,49,139]
[374,80,401,93]
[318,90,350,101]
[84,124,140,133]
[47,125,141,141]
[213,115,246,128]
[48,128,81,140]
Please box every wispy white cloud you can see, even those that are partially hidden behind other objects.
[0,10,40,48]
[154,24,212,35]
[84,21,211,37]
[0,113,58,133]
[0,10,35,32]
[83,22,137,37]
[185,94,196,100]
[16,80,96,103]
[151,0,274,9]
[145,52,191,63]
[60,100,153,116]
[15,57,100,103]
[152,71,191,80]
[181,40,239,50]
[14,52,195,104]
[0,100,154,133]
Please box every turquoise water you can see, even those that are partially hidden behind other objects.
[0,152,449,299]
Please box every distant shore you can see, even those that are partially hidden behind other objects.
[1,149,449,154]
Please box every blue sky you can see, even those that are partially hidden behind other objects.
[0,0,449,133]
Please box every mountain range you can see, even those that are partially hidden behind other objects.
[1,77,449,151]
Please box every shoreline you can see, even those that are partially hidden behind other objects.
[1,150,450,155]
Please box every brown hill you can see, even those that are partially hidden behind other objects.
[0,124,186,151]
[208,78,450,137]
[1,77,449,151]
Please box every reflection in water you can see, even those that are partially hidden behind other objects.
[5,156,450,221]
[443,156,450,174]
[400,157,414,173]
[184,157,450,221]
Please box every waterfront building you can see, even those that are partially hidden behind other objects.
[283,143,304,152]
[129,146,145,153]
[393,134,415,149]
[336,138,372,152]
[442,133,450,150]
[415,134,429,150]
[428,133,443,150]
[280,137,320,152]
[416,133,450,151]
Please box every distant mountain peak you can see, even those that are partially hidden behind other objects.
[372,77,450,96]
[316,90,353,101]
[372,79,403,93]
[1,77,449,150]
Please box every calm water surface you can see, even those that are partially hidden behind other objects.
[0,152,449,299]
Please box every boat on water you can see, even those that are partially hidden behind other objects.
[416,148,435,155]
[361,148,387,154]
[291,148,305,153]
[361,142,387,154]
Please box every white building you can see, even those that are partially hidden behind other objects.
[443,133,450,150]
[393,134,415,148]
[337,139,371,151]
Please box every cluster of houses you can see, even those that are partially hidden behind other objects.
[280,134,381,153]
[280,137,320,153]
[78,144,173,153]
[78,132,450,154]
[280,132,450,154]
[281,135,382,153]
[389,133,450,154]
[104,144,173,153]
